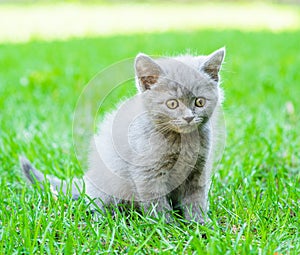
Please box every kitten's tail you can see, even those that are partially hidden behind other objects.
[19,156,82,200]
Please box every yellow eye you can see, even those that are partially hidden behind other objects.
[195,97,206,107]
[166,99,179,109]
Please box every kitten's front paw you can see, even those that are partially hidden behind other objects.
[183,206,208,225]
[185,213,205,225]
[140,201,175,223]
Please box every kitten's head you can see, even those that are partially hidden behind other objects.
[134,48,225,134]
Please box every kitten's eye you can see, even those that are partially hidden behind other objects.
[195,97,206,107]
[166,99,179,109]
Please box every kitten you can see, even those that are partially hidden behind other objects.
[21,47,226,223]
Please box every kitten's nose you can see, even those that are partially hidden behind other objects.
[183,116,194,123]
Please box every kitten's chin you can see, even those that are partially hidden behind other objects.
[170,124,198,134]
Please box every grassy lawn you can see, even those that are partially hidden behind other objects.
[1,3,300,255]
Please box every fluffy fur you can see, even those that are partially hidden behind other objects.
[21,47,226,223]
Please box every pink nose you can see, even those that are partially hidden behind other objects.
[183,116,194,123]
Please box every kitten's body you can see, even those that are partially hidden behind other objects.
[21,48,225,223]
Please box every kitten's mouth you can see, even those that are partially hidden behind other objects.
[170,123,198,134]
[167,118,203,133]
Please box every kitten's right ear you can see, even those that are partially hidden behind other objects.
[134,53,164,92]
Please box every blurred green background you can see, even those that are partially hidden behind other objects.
[1,0,300,42]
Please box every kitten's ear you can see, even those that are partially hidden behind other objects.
[201,47,225,83]
[135,53,164,92]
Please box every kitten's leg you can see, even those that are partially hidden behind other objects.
[135,181,173,220]
[180,181,211,224]
[139,196,173,221]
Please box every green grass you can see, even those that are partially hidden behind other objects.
[0,29,300,254]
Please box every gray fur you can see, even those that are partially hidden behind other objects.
[21,48,226,223]
[20,156,81,199]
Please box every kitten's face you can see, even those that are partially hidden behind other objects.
[134,48,225,134]
[143,76,219,134]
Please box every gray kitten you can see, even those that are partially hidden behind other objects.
[21,47,226,223]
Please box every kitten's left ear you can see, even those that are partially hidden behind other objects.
[135,53,164,92]
[201,47,226,83]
